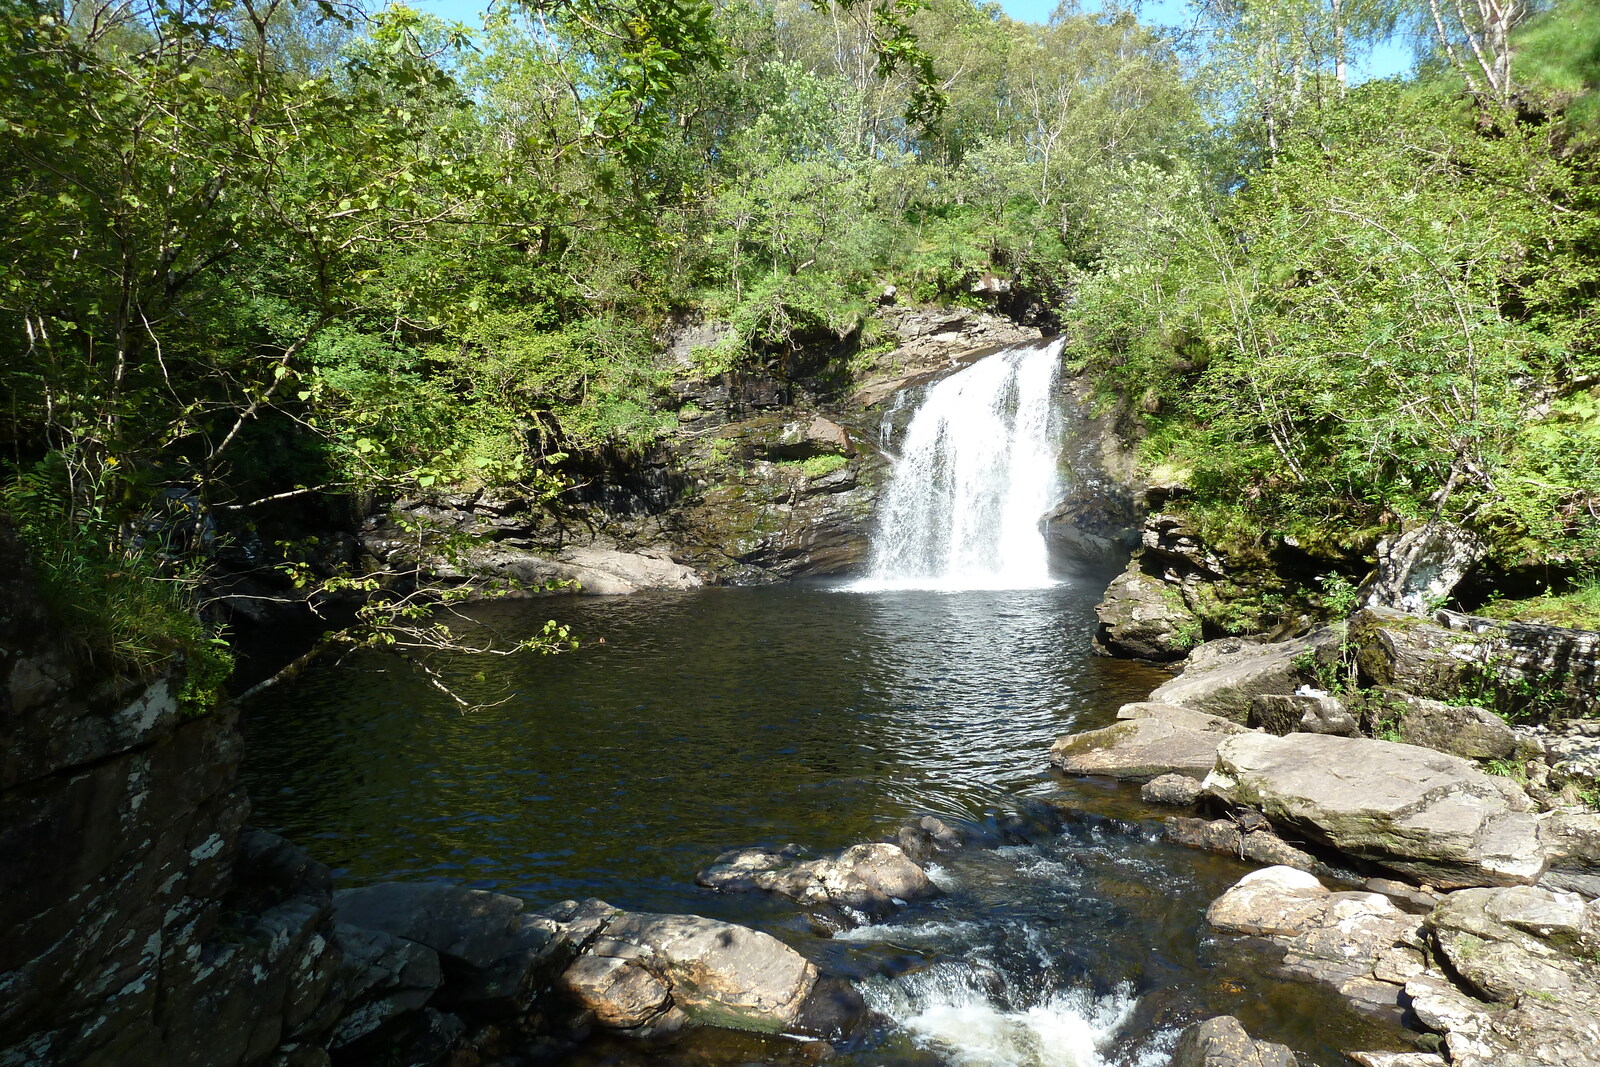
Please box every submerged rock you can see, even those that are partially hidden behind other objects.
[1172,1015,1298,1067]
[695,842,936,923]
[896,815,966,862]
[1203,733,1546,889]
[1142,773,1204,806]
[542,899,858,1038]
[1049,702,1247,782]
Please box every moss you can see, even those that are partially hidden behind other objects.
[1473,583,1600,632]
[778,453,850,480]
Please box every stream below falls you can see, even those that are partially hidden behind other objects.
[242,582,1415,1067]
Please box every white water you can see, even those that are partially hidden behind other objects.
[852,339,1066,591]
[860,959,1157,1067]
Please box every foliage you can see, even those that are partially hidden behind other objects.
[1068,74,1600,576]
[2,459,232,706]
[6,0,1600,702]
[1475,579,1600,631]
[781,453,851,479]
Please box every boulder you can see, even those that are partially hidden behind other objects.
[1539,809,1600,897]
[1172,1015,1298,1067]
[1206,866,1424,1014]
[1142,773,1204,806]
[543,899,852,1037]
[1352,607,1599,719]
[1149,634,1333,723]
[1091,562,1198,661]
[1250,693,1359,737]
[1360,520,1487,615]
[1374,691,1518,761]
[896,815,965,863]
[1408,885,1600,1066]
[1203,733,1546,888]
[1049,703,1246,782]
[696,842,935,922]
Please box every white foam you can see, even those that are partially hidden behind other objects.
[833,918,983,943]
[863,963,1139,1067]
[924,862,961,892]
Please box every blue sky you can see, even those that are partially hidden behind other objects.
[407,0,1414,83]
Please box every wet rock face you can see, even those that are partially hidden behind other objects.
[665,412,885,582]
[1204,733,1546,889]
[696,843,937,926]
[0,524,346,1066]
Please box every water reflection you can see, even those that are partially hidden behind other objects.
[244,581,1162,914]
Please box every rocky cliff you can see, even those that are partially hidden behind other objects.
[0,524,344,1066]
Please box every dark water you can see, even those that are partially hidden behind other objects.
[242,580,1415,1066]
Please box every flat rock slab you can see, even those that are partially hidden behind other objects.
[1050,702,1246,782]
[1149,635,1331,722]
[1204,733,1546,888]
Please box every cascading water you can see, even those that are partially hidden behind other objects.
[854,339,1066,591]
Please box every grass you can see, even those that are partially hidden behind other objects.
[781,453,850,480]
[1475,581,1600,632]
[1515,0,1600,131]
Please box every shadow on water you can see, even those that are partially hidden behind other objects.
[242,580,1413,1066]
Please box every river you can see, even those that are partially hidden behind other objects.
[241,582,1408,1066]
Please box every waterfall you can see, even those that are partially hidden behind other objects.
[853,339,1066,591]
